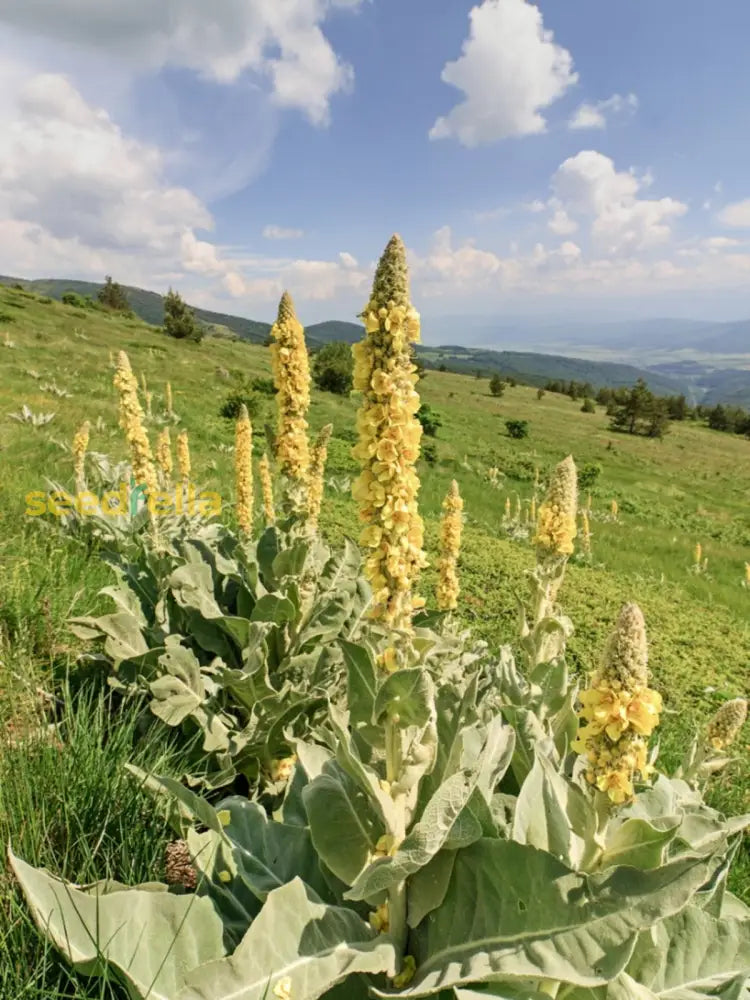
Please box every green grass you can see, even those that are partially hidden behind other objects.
[1,285,749,993]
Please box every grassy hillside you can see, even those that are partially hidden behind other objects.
[2,281,749,995]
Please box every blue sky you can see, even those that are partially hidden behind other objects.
[1,0,750,330]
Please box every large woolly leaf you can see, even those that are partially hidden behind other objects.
[149,642,205,726]
[178,878,395,1000]
[620,904,750,1000]
[9,850,226,1000]
[374,669,435,729]
[401,840,717,996]
[600,818,679,871]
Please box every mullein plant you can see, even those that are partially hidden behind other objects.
[165,381,173,418]
[352,234,426,635]
[270,291,311,520]
[675,696,748,787]
[72,420,90,492]
[436,480,463,611]
[258,453,275,525]
[155,427,173,489]
[176,429,191,488]
[572,603,662,804]
[307,423,332,533]
[113,350,158,506]
[235,404,253,536]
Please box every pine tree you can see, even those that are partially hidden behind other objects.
[98,275,130,312]
[163,288,202,342]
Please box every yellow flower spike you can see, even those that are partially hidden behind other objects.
[535,455,578,558]
[155,427,173,488]
[573,603,661,805]
[72,420,90,490]
[504,496,511,518]
[176,430,191,485]
[235,404,253,536]
[145,390,153,419]
[307,423,332,532]
[165,381,173,416]
[352,234,426,632]
[611,499,619,520]
[745,562,750,586]
[693,542,702,567]
[113,351,158,502]
[580,509,591,555]
[707,698,748,751]
[437,480,463,611]
[259,453,275,524]
[270,291,311,509]
[140,371,148,396]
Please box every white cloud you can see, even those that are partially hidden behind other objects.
[703,236,741,252]
[552,150,687,254]
[547,207,578,235]
[0,0,364,126]
[263,225,305,240]
[568,93,638,130]
[718,199,750,228]
[429,0,577,147]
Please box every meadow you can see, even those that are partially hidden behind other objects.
[1,279,748,997]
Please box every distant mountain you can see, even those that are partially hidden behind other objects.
[306,320,363,344]
[418,345,687,396]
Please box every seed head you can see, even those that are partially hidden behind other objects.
[601,602,649,690]
[535,455,578,558]
[165,840,197,890]
[707,698,748,751]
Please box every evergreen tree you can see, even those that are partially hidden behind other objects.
[489,373,506,397]
[98,275,130,312]
[163,288,202,342]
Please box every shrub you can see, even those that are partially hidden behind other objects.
[578,462,602,490]
[536,388,546,400]
[505,418,529,439]
[61,291,89,308]
[489,374,506,397]
[417,403,442,437]
[97,275,130,312]
[581,397,596,413]
[250,376,277,396]
[219,390,262,420]
[421,439,438,465]
[312,341,353,395]
[163,288,202,342]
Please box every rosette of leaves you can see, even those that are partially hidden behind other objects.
[70,521,371,788]
[12,645,750,999]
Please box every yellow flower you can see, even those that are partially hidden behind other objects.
[72,420,90,489]
[176,429,191,485]
[707,697,748,751]
[307,423,332,532]
[273,978,292,1000]
[436,480,463,611]
[235,404,253,535]
[165,381,173,416]
[270,292,311,513]
[535,456,577,558]
[611,499,619,519]
[352,235,425,632]
[259,453,275,524]
[595,768,634,804]
[155,427,173,488]
[270,755,297,782]
[580,509,591,555]
[113,351,158,501]
[693,542,702,567]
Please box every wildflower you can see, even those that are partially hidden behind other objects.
[611,499,619,520]
[580,509,591,555]
[307,423,332,532]
[235,404,253,535]
[693,542,702,567]
[529,495,537,525]
[352,234,426,631]
[72,420,90,489]
[270,756,297,782]
[535,455,577,558]
[145,390,153,419]
[165,840,197,890]
[176,430,191,485]
[369,902,390,934]
[270,292,311,510]
[573,603,661,805]
[436,480,463,611]
[706,698,748,751]
[273,978,292,1000]
[113,351,158,500]
[745,562,750,586]
[259,453,275,524]
[165,381,173,416]
[155,428,173,488]
[140,371,148,396]
[504,497,511,519]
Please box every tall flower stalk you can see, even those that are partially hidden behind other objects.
[235,404,253,536]
[352,234,425,631]
[177,430,191,487]
[259,454,275,525]
[165,381,173,417]
[573,603,662,804]
[113,351,158,503]
[307,423,332,533]
[72,420,90,492]
[270,292,311,517]
[436,480,463,611]
[155,428,173,489]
